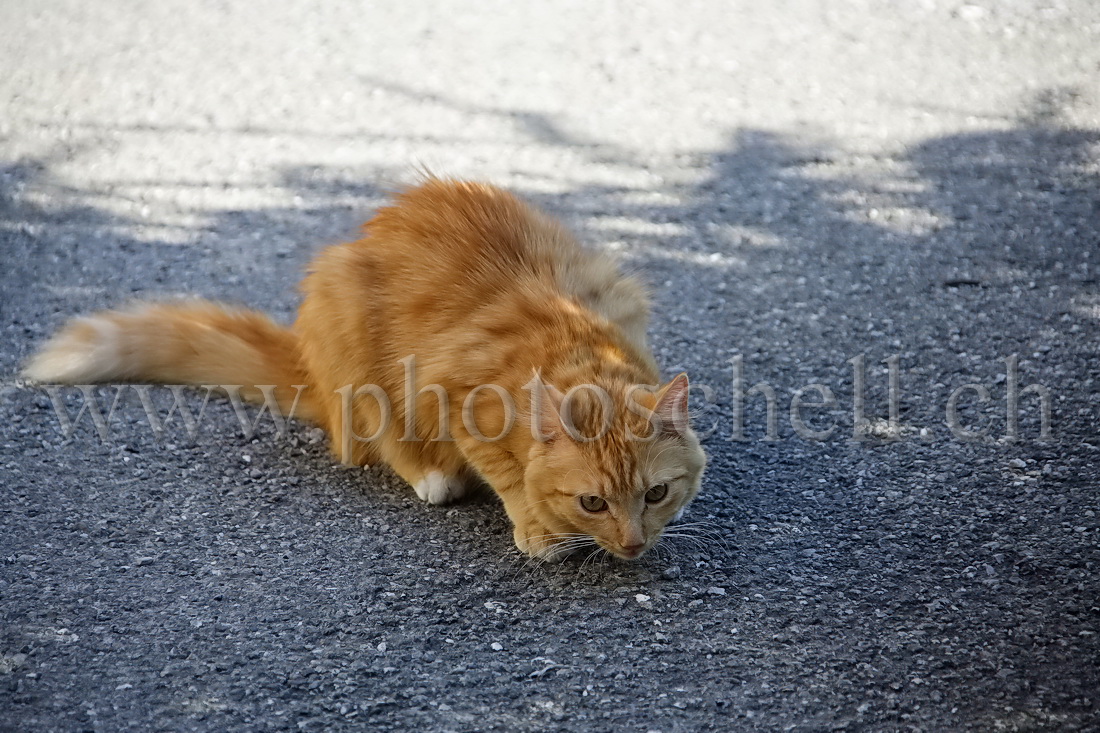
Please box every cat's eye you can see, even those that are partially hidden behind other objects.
[645,483,669,504]
[579,495,607,513]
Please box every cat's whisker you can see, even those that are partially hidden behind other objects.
[523,531,590,542]
[655,539,677,563]
[664,526,733,554]
[660,536,707,550]
[543,543,593,560]
[655,539,691,562]
[579,545,606,572]
[664,531,728,552]
[662,522,728,544]
[667,521,725,534]
[515,544,584,577]
[547,538,596,554]
[536,536,597,563]
[509,549,545,577]
[670,520,726,532]
[504,532,598,579]
[661,530,718,544]
[662,526,721,540]
[659,533,712,553]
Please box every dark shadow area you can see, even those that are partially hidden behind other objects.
[535,88,1100,725]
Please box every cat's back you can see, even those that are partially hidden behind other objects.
[363,178,573,282]
[299,179,652,368]
[300,179,567,329]
[372,179,650,346]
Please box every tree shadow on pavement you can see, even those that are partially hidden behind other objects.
[536,87,1099,722]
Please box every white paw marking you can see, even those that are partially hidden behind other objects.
[413,471,466,505]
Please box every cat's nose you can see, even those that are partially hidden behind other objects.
[621,542,646,556]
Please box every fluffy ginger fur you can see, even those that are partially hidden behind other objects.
[25,179,706,560]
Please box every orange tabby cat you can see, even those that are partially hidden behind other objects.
[24,179,706,560]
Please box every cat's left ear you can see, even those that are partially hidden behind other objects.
[654,372,691,436]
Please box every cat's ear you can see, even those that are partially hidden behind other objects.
[526,370,565,442]
[654,372,691,436]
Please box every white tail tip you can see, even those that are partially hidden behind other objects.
[23,316,124,383]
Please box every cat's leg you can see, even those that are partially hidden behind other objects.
[384,441,473,505]
[412,470,467,505]
[497,489,579,561]
[513,521,580,561]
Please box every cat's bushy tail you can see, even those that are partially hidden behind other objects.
[23,300,319,421]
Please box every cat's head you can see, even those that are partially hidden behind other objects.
[524,373,706,560]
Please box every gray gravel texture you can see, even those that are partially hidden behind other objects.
[2,2,1099,731]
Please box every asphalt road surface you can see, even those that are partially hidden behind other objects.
[2,2,1099,731]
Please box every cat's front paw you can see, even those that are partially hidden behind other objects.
[513,523,583,562]
[413,471,467,505]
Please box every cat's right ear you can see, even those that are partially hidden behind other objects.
[524,370,565,442]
